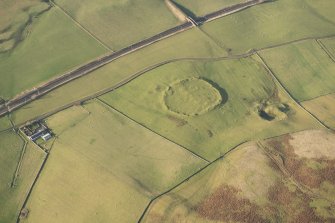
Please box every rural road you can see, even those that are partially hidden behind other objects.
[0,0,265,118]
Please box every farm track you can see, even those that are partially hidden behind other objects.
[0,0,265,119]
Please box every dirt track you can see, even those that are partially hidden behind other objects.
[0,0,265,118]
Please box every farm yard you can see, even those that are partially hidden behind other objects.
[1,0,335,222]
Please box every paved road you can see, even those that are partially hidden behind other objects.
[0,0,265,118]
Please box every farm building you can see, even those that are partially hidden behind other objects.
[41,132,52,141]
[21,121,53,142]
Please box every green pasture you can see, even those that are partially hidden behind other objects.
[11,28,226,125]
[0,0,47,53]
[0,131,45,223]
[201,0,335,54]
[54,0,181,50]
[320,37,335,59]
[21,137,149,223]
[22,100,205,223]
[174,0,242,16]
[259,40,335,102]
[0,116,11,132]
[302,93,335,129]
[100,56,319,160]
[0,6,107,99]
[47,100,206,193]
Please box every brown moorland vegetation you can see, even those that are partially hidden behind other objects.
[196,185,265,222]
[266,134,335,189]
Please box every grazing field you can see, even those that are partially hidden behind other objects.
[0,116,12,132]
[48,101,206,193]
[0,0,48,53]
[320,37,335,59]
[11,28,226,125]
[0,131,45,223]
[174,0,243,16]
[0,6,107,99]
[302,93,335,129]
[142,130,335,222]
[201,0,335,54]
[100,56,319,160]
[21,100,206,223]
[21,138,150,223]
[259,40,335,102]
[54,0,181,50]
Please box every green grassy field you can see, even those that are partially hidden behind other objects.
[21,100,206,223]
[302,93,335,129]
[100,56,320,160]
[11,28,226,125]
[0,131,23,222]
[0,131,45,223]
[21,137,150,223]
[1,0,335,222]
[200,0,335,54]
[174,0,242,16]
[0,0,48,53]
[48,101,207,193]
[259,40,335,102]
[142,130,335,222]
[0,117,12,132]
[54,0,181,50]
[320,37,335,59]
[0,6,107,99]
